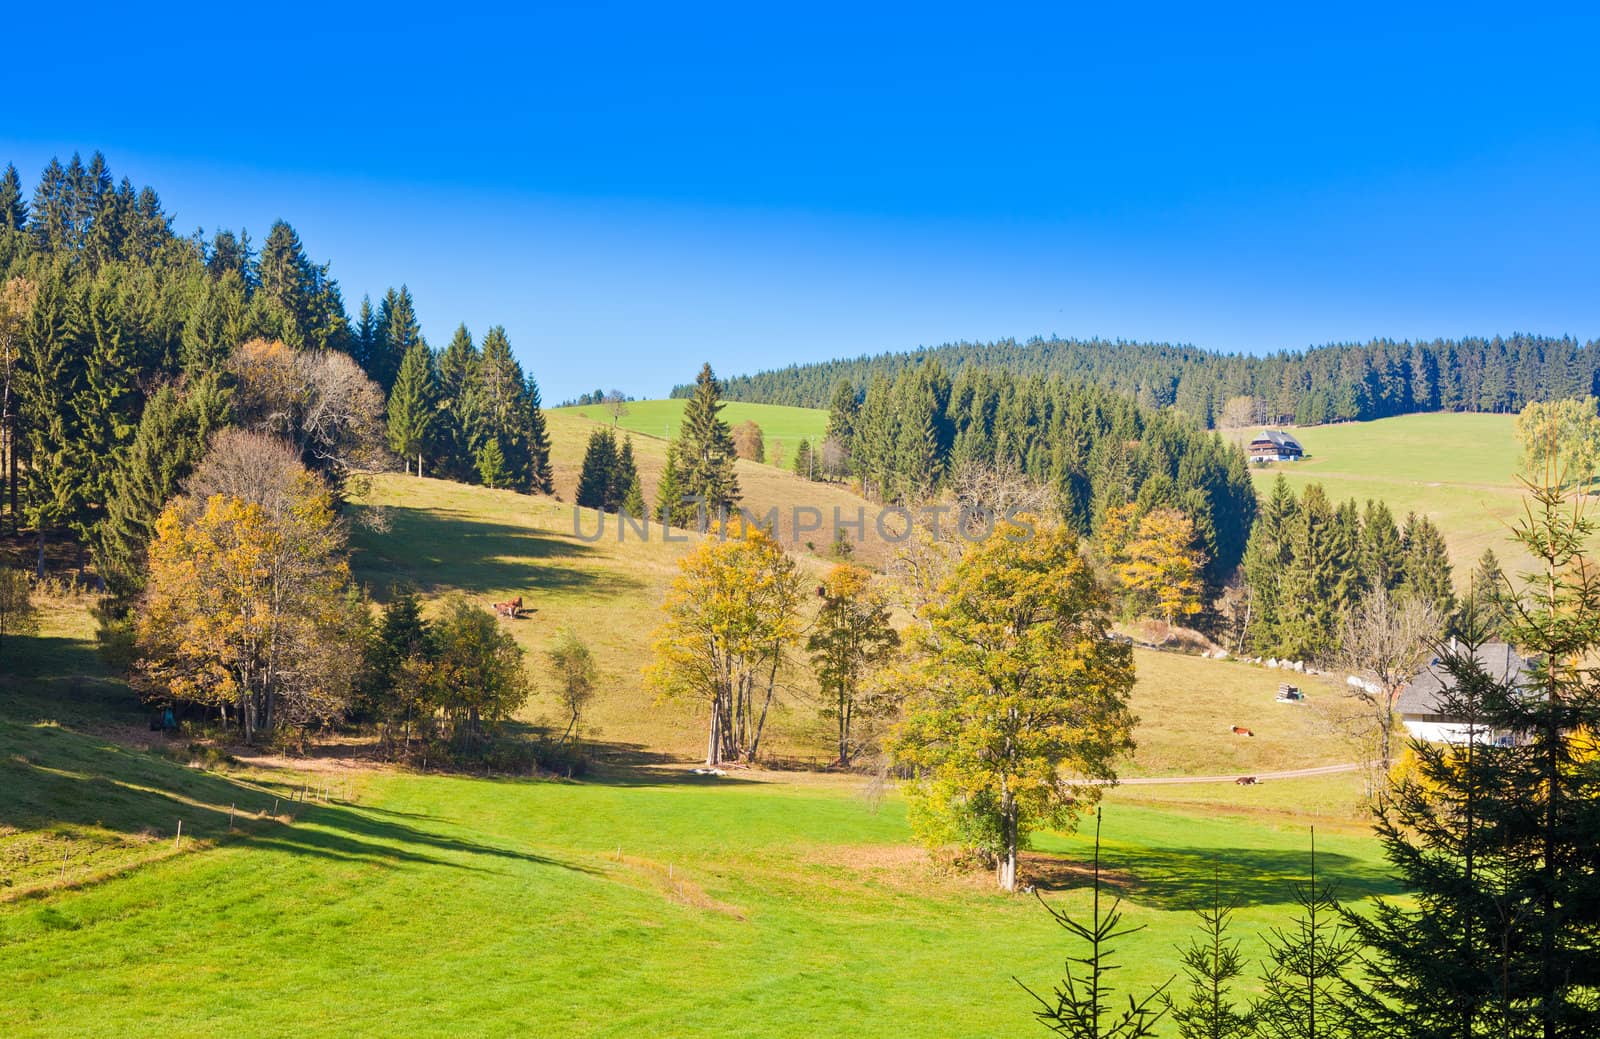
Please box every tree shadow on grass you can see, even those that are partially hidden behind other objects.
[1028,841,1400,909]
[346,503,643,601]
[0,719,599,896]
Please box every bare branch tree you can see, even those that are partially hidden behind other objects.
[1337,585,1442,774]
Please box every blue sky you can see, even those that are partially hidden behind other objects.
[3,3,1597,401]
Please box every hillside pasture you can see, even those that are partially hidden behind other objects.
[555,399,830,466]
[1249,412,1534,577]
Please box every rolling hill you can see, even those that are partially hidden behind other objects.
[554,399,829,467]
[1247,412,1534,578]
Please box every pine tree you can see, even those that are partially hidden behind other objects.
[1169,870,1257,1039]
[1399,512,1456,619]
[1242,476,1298,654]
[1275,484,1338,662]
[256,221,349,353]
[386,339,440,476]
[92,374,231,611]
[674,363,740,519]
[435,324,480,480]
[612,436,639,511]
[523,371,554,494]
[466,326,532,490]
[475,438,508,489]
[1461,547,1510,639]
[793,438,814,479]
[1254,831,1360,1039]
[575,427,619,510]
[0,163,27,232]
[1358,499,1404,593]
[370,285,423,393]
[620,473,646,520]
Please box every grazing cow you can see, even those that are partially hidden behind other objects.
[1236,776,1258,786]
[493,596,524,619]
[1231,726,1254,737]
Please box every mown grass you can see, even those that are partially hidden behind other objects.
[0,737,1393,1038]
[1248,412,1533,576]
[554,398,830,467]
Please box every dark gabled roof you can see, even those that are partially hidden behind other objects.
[1250,429,1302,451]
[1397,642,1530,716]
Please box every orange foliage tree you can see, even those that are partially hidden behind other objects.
[134,468,364,741]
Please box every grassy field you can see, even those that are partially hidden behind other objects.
[0,413,1387,1038]
[555,399,829,468]
[0,670,1390,1038]
[1248,412,1533,578]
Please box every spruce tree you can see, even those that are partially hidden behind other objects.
[655,440,688,526]
[1358,499,1405,593]
[1254,831,1360,1039]
[612,436,640,511]
[466,326,531,490]
[1242,476,1299,654]
[674,363,739,519]
[523,371,554,494]
[1275,484,1338,663]
[352,295,379,374]
[15,274,88,575]
[92,374,231,611]
[825,378,860,455]
[435,324,480,480]
[1461,547,1510,639]
[620,473,646,520]
[575,427,619,510]
[1169,870,1257,1039]
[793,438,814,479]
[386,339,440,476]
[256,220,349,353]
[371,285,423,394]
[0,163,27,232]
[475,438,508,489]
[1399,512,1456,619]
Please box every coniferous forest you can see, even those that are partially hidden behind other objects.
[687,333,1599,426]
[0,152,553,589]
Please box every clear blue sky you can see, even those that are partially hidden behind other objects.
[3,3,1597,401]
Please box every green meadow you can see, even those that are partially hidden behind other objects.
[1249,412,1533,576]
[555,399,829,466]
[1,422,1393,1039]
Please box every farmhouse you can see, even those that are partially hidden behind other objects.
[1247,429,1303,462]
[1397,641,1531,745]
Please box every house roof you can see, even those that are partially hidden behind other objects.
[1396,642,1530,716]
[1251,429,1302,450]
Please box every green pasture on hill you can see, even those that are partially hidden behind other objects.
[1248,412,1537,577]
[555,399,829,464]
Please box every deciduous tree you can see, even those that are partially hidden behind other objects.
[807,564,899,766]
[891,518,1137,891]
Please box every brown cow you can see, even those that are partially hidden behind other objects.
[493,596,524,619]
[1231,726,1254,737]
[1236,776,1258,786]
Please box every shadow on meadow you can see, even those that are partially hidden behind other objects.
[1030,839,1400,909]
[346,502,643,601]
[0,715,599,896]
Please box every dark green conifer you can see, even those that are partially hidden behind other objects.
[386,339,441,476]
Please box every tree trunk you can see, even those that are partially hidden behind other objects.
[998,789,1018,891]
[417,452,423,478]
[35,525,45,579]
[705,696,720,767]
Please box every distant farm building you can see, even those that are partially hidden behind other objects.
[1248,429,1303,463]
[1397,642,1531,745]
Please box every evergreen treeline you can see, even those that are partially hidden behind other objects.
[824,363,1256,588]
[0,152,552,582]
[1242,476,1456,661]
[684,334,1600,427]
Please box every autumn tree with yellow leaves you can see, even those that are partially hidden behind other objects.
[134,431,365,741]
[891,518,1137,891]
[646,525,804,766]
[807,564,899,767]
[1116,507,1208,625]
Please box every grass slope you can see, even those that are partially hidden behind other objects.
[555,399,829,467]
[0,737,1392,1038]
[1249,413,1532,577]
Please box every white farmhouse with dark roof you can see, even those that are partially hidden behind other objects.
[1247,429,1303,462]
[1397,642,1531,745]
